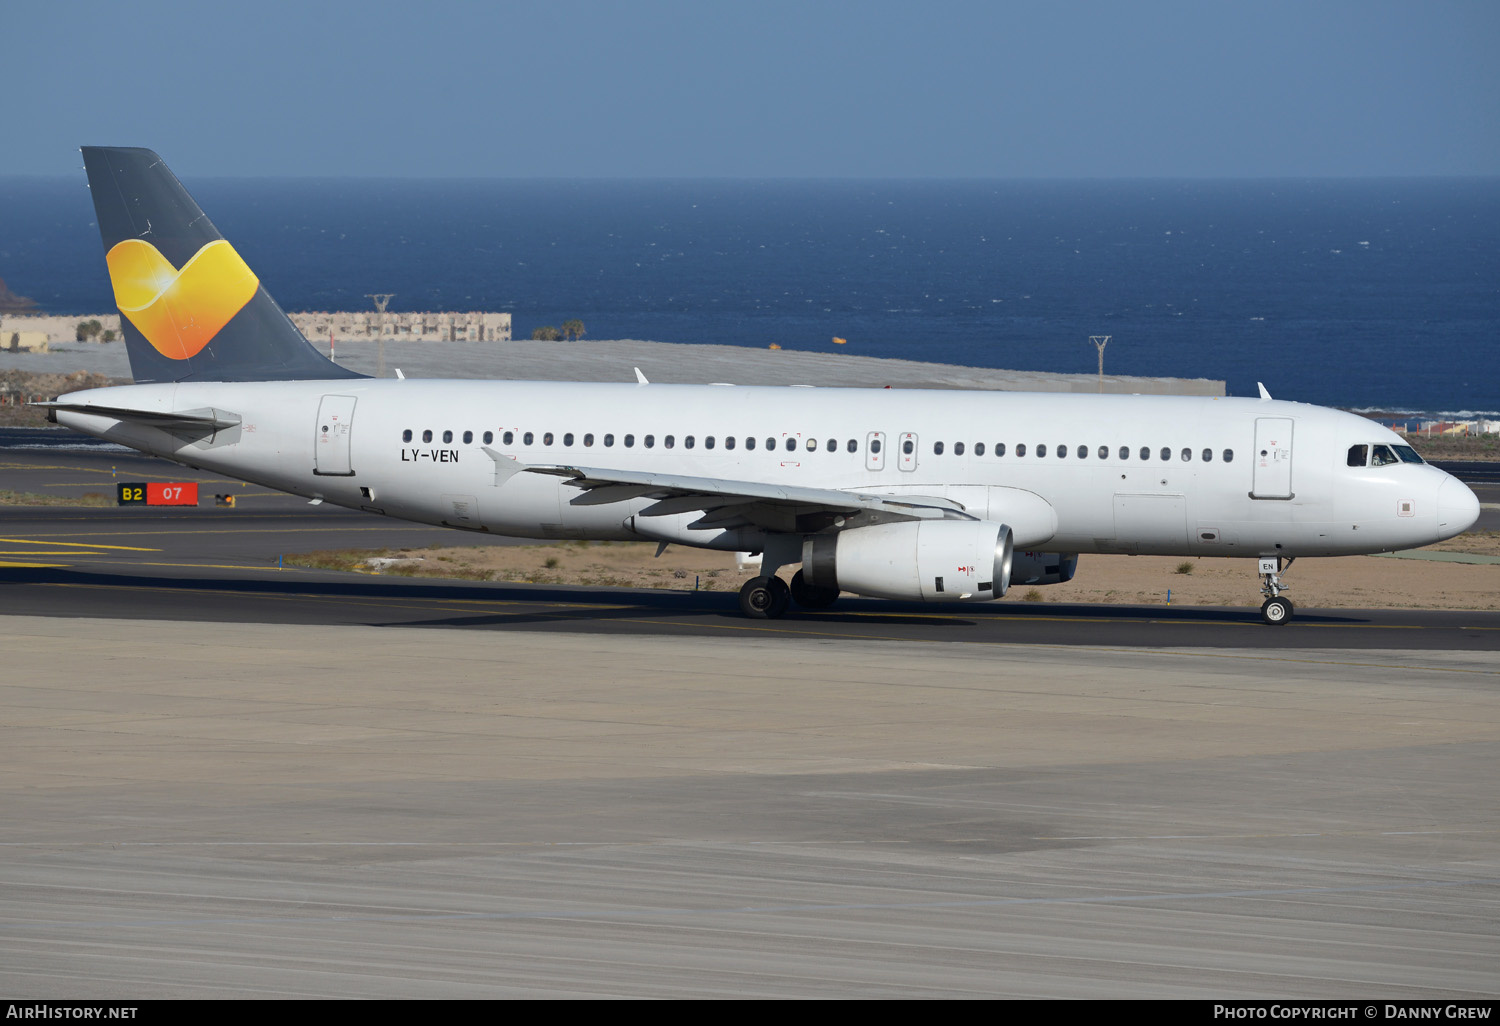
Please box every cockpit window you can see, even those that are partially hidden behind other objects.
[1347,444,1368,467]
[1393,445,1424,465]
[1371,444,1400,466]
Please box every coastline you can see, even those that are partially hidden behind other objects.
[0,334,1224,394]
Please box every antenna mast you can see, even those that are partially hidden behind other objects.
[366,294,395,378]
[1090,335,1111,393]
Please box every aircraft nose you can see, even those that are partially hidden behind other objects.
[1437,475,1481,535]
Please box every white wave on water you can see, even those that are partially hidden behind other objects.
[1349,406,1500,418]
[5,440,135,452]
[0,428,134,452]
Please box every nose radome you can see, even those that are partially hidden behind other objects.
[1437,476,1481,535]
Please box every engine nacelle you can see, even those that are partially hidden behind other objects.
[1010,550,1079,586]
[802,520,1013,602]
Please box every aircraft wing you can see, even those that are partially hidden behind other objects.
[525,464,972,533]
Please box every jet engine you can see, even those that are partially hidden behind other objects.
[801,520,1013,602]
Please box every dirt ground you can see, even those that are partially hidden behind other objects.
[291,529,1500,612]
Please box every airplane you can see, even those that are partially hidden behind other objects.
[41,147,1481,624]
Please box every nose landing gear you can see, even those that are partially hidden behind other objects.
[1258,556,1296,625]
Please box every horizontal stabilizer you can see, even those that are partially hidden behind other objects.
[34,401,241,429]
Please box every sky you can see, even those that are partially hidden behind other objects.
[7,0,1499,178]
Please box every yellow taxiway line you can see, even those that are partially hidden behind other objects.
[0,537,160,552]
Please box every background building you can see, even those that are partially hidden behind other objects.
[2,311,513,344]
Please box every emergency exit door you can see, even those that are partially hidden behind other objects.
[314,394,357,476]
[898,432,918,472]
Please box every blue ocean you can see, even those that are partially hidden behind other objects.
[2,176,1496,415]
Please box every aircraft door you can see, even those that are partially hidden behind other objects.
[898,432,918,472]
[1251,417,1294,499]
[865,431,886,471]
[314,394,357,476]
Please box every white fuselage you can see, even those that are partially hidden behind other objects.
[55,378,1478,562]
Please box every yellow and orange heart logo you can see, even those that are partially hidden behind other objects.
[105,239,259,360]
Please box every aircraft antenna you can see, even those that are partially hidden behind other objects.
[366,294,395,377]
[1090,335,1111,393]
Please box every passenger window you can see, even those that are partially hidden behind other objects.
[1098,445,1108,459]
[1037,444,1047,457]
[1078,445,1088,459]
[975,442,985,456]
[1371,444,1399,466]
[503,430,514,445]
[1057,444,1066,459]
[624,434,635,447]
[785,438,796,452]
[1223,449,1234,463]
[934,441,945,455]
[1139,446,1150,460]
[805,438,816,452]
[583,433,593,447]
[766,437,776,450]
[1119,446,1129,460]
[746,437,756,450]
[868,438,880,454]
[1016,443,1027,457]
[846,439,857,453]
[1202,448,1212,462]
[1181,448,1191,461]
[423,429,433,443]
[462,430,473,444]
[902,439,915,455]
[644,434,655,448]
[826,439,836,453]
[604,433,615,447]
[523,432,533,445]
[684,436,695,449]
[402,429,412,442]
[664,435,674,449]
[705,436,715,449]
[543,432,554,446]
[725,436,735,450]
[483,431,493,445]
[1160,447,1171,461]
[996,443,1006,457]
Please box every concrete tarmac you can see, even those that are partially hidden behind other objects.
[1,335,1225,394]
[2,617,1497,998]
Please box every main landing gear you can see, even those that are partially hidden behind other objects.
[738,575,789,619]
[1258,556,1296,625]
[737,570,841,619]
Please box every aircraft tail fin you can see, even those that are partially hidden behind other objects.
[80,147,362,384]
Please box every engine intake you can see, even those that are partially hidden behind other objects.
[802,520,1013,602]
